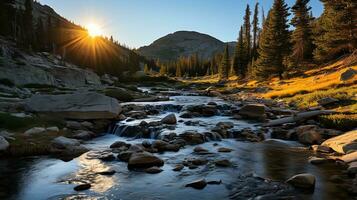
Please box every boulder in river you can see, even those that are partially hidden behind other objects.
[179,131,205,145]
[145,166,163,174]
[286,173,316,190]
[74,183,91,191]
[238,104,266,121]
[185,179,207,190]
[161,113,177,124]
[25,92,122,120]
[0,136,9,151]
[217,147,233,153]
[321,130,357,154]
[50,136,89,160]
[128,152,164,169]
[295,125,323,145]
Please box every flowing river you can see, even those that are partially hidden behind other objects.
[0,88,352,200]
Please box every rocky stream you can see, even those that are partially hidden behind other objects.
[0,87,355,200]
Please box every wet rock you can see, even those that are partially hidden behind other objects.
[185,104,217,117]
[185,179,207,190]
[204,132,223,141]
[173,164,184,171]
[286,173,316,190]
[207,102,217,106]
[321,130,357,154]
[74,183,91,191]
[110,141,131,149]
[238,104,266,121]
[317,97,339,107]
[215,159,231,167]
[310,145,333,153]
[128,144,145,152]
[72,130,93,140]
[97,170,116,175]
[207,180,222,185]
[161,113,177,124]
[193,146,209,153]
[86,150,116,161]
[296,125,323,145]
[216,121,234,129]
[128,152,164,169]
[46,126,60,132]
[117,151,134,162]
[217,147,233,153]
[114,125,149,138]
[81,121,93,129]
[308,157,329,165]
[338,151,357,163]
[145,166,163,174]
[50,136,89,160]
[271,127,289,140]
[0,136,9,151]
[179,131,205,145]
[142,140,152,148]
[24,127,46,136]
[0,130,15,140]
[152,140,180,152]
[190,158,208,166]
[234,128,264,142]
[179,112,194,118]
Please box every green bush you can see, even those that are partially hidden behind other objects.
[318,114,357,131]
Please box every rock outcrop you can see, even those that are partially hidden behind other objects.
[25,92,122,120]
[321,130,357,154]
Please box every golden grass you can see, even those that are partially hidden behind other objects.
[262,65,357,99]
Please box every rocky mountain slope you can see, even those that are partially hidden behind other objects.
[138,31,235,61]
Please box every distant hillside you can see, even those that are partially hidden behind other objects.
[1,0,153,76]
[138,31,235,61]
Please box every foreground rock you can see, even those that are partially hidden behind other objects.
[161,113,177,124]
[50,136,89,160]
[321,130,357,154]
[128,152,164,169]
[0,136,9,151]
[74,183,91,191]
[286,173,316,190]
[185,179,207,190]
[25,92,122,120]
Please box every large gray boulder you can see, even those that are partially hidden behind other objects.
[25,92,121,120]
[50,136,89,159]
[321,130,357,154]
[128,152,164,169]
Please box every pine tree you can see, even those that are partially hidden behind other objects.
[290,0,314,65]
[219,44,230,80]
[235,27,248,78]
[243,5,252,61]
[255,0,290,79]
[24,0,34,49]
[159,64,167,76]
[313,0,357,62]
[252,3,260,60]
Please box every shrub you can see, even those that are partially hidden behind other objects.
[318,114,357,131]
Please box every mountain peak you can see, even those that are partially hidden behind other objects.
[138,31,233,61]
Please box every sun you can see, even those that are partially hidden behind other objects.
[87,23,102,37]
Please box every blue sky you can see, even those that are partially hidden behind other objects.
[38,0,323,48]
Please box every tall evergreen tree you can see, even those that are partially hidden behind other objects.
[243,5,252,61]
[219,44,230,80]
[313,0,357,62]
[255,0,290,79]
[290,0,314,65]
[252,3,260,60]
[233,26,248,78]
[175,64,182,77]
